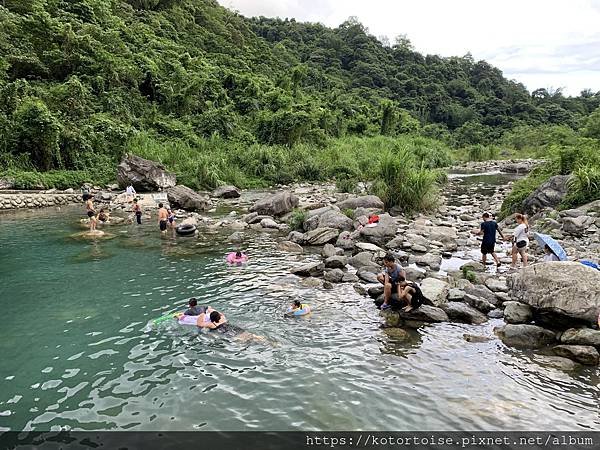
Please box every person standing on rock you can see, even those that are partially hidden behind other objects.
[510,213,529,269]
[132,198,142,225]
[378,254,407,310]
[85,194,95,216]
[472,212,505,267]
[125,184,136,203]
[157,203,169,233]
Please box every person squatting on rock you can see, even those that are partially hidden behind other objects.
[378,253,407,310]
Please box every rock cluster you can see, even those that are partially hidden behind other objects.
[0,192,81,209]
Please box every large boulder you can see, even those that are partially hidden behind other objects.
[398,305,449,323]
[494,324,556,349]
[277,241,303,253]
[507,262,600,326]
[463,294,495,314]
[336,231,356,250]
[441,302,488,325]
[553,345,599,365]
[359,214,397,246]
[337,195,384,211]
[117,154,176,191]
[250,191,299,217]
[303,227,340,246]
[315,210,354,231]
[349,252,378,270]
[522,175,569,215]
[212,185,241,198]
[419,278,449,306]
[167,185,208,211]
[324,268,345,283]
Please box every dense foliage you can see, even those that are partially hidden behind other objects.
[0,0,599,211]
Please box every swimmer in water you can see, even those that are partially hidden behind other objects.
[176,308,227,329]
[184,298,205,316]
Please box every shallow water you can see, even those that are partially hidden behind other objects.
[0,206,598,432]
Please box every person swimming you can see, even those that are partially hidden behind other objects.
[176,307,227,329]
[226,251,248,264]
[184,298,206,316]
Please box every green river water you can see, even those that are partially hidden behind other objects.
[0,192,598,432]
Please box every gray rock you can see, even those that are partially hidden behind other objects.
[324,256,347,269]
[463,293,496,313]
[560,328,600,347]
[167,185,209,211]
[243,212,259,223]
[385,236,405,249]
[419,278,449,306]
[117,154,177,191]
[368,285,384,298]
[553,345,599,365]
[316,210,354,231]
[335,231,355,250]
[359,214,397,246]
[485,278,508,293]
[494,324,556,349]
[357,268,380,284]
[463,334,494,343]
[342,273,359,283]
[503,301,533,324]
[487,308,504,319]
[337,195,384,210]
[464,285,499,305]
[532,355,582,372]
[410,253,442,271]
[355,242,384,253]
[303,227,340,245]
[522,175,569,215]
[324,268,345,283]
[349,252,377,269]
[562,215,595,235]
[277,241,303,253]
[353,284,368,296]
[260,218,279,229]
[448,288,466,301]
[228,232,244,243]
[507,261,600,325]
[398,305,449,323]
[460,261,486,272]
[322,281,334,290]
[212,185,241,198]
[300,277,322,288]
[321,243,337,258]
[250,191,299,217]
[441,302,488,324]
[287,231,305,244]
[404,267,426,282]
[291,262,324,277]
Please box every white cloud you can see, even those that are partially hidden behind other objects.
[218,0,600,96]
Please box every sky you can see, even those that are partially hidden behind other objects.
[217,0,600,96]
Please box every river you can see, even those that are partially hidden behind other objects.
[0,173,598,432]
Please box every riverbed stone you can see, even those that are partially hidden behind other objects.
[463,334,495,343]
[291,262,324,277]
[355,242,384,253]
[508,261,600,325]
[532,355,582,372]
[277,241,303,253]
[324,256,347,269]
[503,301,533,324]
[448,288,466,301]
[385,236,405,249]
[342,273,359,283]
[410,253,442,271]
[562,215,595,235]
[300,277,322,288]
[359,214,397,246]
[167,185,209,211]
[335,231,355,250]
[250,191,299,217]
[324,268,345,283]
[522,175,569,215]
[441,302,488,325]
[303,227,340,245]
[353,284,368,296]
[368,285,384,299]
[349,252,378,269]
[485,278,508,293]
[494,324,556,349]
[212,185,241,198]
[287,231,305,244]
[460,261,486,272]
[560,328,600,347]
[553,345,599,365]
[228,232,244,243]
[315,210,354,231]
[336,195,384,210]
[404,267,426,282]
[260,218,280,229]
[418,278,448,306]
[356,267,379,284]
[464,285,499,305]
[398,305,449,323]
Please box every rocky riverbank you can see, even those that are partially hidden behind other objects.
[0,191,82,210]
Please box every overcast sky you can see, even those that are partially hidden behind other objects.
[217,0,600,96]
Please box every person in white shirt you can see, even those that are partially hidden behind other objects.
[543,245,560,262]
[511,213,529,268]
[125,184,136,202]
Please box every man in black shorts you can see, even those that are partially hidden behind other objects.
[157,203,168,233]
[472,212,505,266]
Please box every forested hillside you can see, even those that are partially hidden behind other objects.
[0,0,599,208]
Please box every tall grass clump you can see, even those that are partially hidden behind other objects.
[371,149,442,212]
[288,209,307,231]
[562,165,600,207]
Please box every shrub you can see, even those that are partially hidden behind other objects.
[288,209,307,231]
[462,267,476,283]
[562,165,600,208]
[336,177,357,193]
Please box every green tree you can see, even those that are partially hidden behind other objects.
[583,106,600,139]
